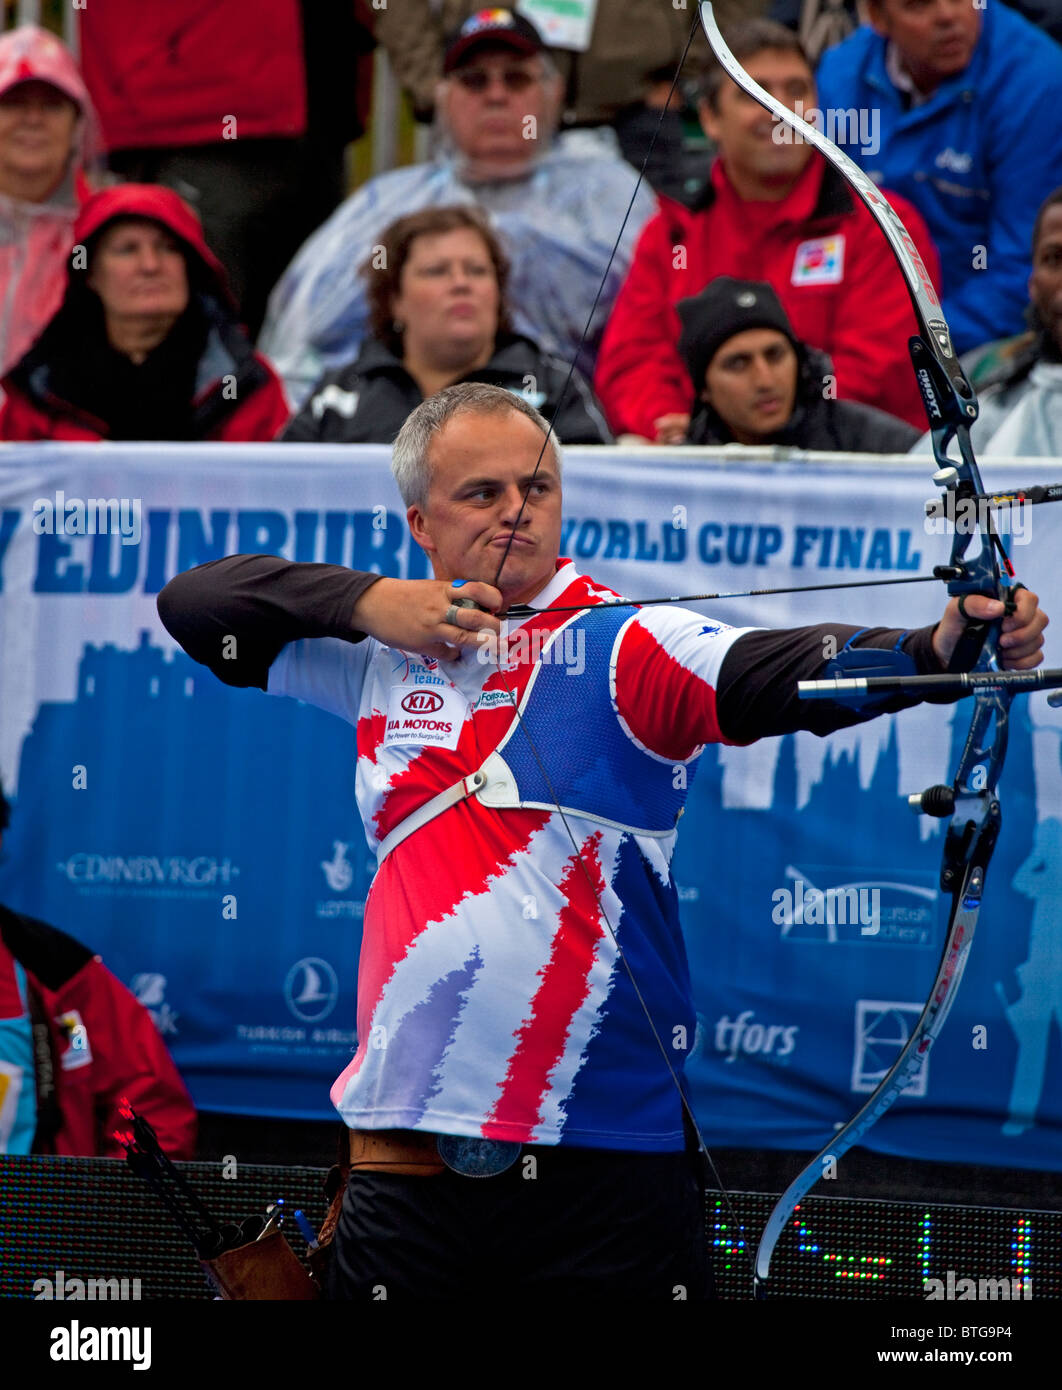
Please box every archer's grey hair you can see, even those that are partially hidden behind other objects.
[391,382,562,510]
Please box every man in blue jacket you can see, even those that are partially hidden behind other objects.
[816,0,1062,355]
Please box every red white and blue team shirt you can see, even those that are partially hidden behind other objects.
[267,560,757,1152]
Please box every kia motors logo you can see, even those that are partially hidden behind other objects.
[401,691,444,714]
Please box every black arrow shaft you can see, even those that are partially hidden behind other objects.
[799,667,1062,699]
[505,572,950,619]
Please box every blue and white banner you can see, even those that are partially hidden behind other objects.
[0,442,1059,1167]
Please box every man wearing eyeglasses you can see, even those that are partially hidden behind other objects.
[433,9,564,180]
[439,11,561,181]
[376,0,765,192]
[259,9,657,407]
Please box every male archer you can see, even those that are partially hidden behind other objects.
[157,381,1047,1299]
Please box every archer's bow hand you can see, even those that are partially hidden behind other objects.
[932,588,1048,672]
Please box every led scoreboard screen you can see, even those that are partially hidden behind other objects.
[710,1190,1058,1300]
[0,1157,1058,1302]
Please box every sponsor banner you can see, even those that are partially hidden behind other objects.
[0,443,1059,1167]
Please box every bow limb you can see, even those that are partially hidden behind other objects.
[698,1,1018,1294]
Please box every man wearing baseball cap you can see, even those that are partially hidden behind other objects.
[260,7,657,406]
[434,9,560,182]
[442,8,544,71]
[677,277,919,452]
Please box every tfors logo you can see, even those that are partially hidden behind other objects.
[714,1010,798,1063]
[401,691,444,714]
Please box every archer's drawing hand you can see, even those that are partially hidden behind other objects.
[351,578,503,661]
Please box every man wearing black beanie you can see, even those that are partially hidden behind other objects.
[677,276,919,453]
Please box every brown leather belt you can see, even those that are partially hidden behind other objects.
[349,1127,446,1176]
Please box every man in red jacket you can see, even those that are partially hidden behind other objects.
[0,782,196,1158]
[594,18,940,441]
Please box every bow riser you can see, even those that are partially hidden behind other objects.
[698,0,1027,1293]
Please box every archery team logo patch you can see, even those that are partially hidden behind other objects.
[792,235,845,286]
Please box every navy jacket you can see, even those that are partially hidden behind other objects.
[283,332,612,446]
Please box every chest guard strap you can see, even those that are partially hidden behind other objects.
[375,609,691,865]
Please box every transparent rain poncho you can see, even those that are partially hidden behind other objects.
[0,24,103,374]
[259,131,657,407]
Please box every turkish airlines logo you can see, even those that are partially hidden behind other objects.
[401,691,444,714]
[284,958,339,1023]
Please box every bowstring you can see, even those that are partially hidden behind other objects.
[489,12,701,593]
[475,9,757,1286]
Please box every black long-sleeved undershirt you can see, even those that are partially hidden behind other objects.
[156,555,954,742]
[156,554,382,690]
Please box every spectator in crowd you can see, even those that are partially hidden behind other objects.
[593,19,939,443]
[0,184,290,442]
[679,276,919,451]
[0,780,196,1159]
[769,0,858,64]
[374,1,764,202]
[260,8,657,407]
[284,205,610,445]
[816,0,1062,356]
[914,188,1062,457]
[76,0,377,339]
[0,25,101,375]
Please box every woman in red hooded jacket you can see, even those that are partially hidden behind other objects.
[0,183,291,441]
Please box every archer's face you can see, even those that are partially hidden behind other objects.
[1030,205,1062,354]
[407,407,562,607]
[699,48,816,192]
